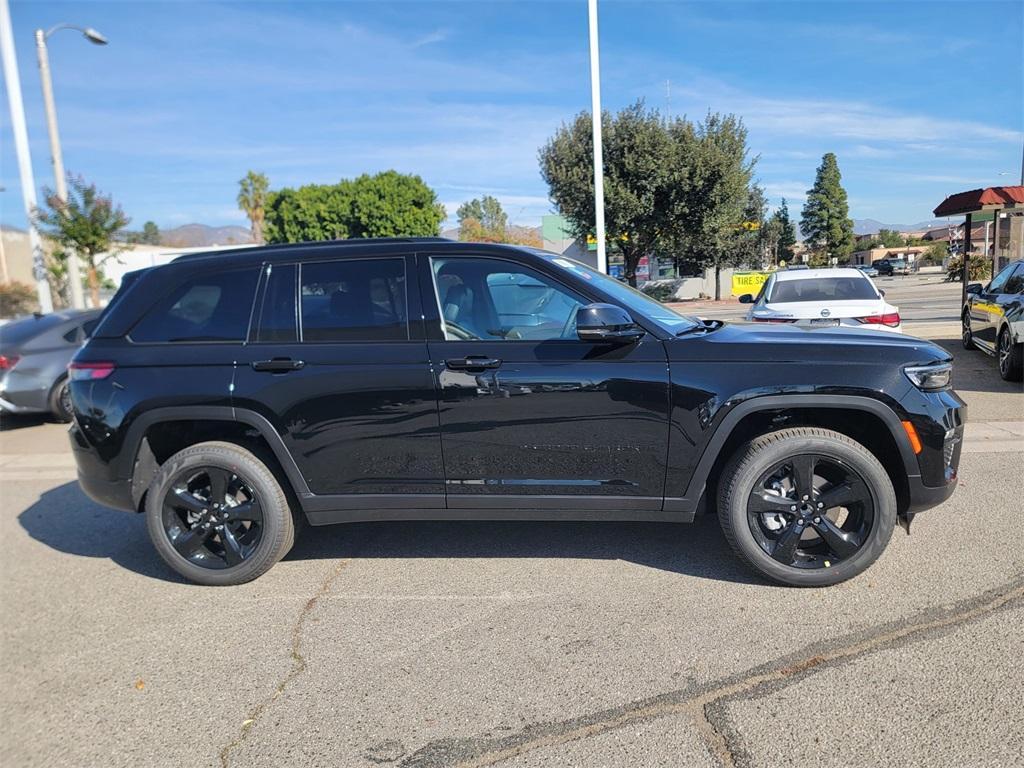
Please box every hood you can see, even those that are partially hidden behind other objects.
[667,321,949,365]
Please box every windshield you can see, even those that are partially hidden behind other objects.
[768,276,879,303]
[541,253,700,333]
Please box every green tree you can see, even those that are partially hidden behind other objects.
[800,153,854,261]
[346,171,446,238]
[237,170,270,244]
[670,113,757,298]
[457,195,508,241]
[264,171,445,244]
[876,228,905,247]
[772,197,797,262]
[34,174,129,307]
[540,101,684,286]
[141,220,160,245]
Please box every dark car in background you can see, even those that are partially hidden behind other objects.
[0,309,102,422]
[962,259,1024,381]
[68,238,963,588]
[874,259,909,277]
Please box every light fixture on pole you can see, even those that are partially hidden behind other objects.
[0,0,53,312]
[35,22,108,310]
[587,0,607,274]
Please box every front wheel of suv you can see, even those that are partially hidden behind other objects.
[717,427,896,587]
[145,441,295,585]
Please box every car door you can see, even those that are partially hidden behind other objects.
[231,254,444,507]
[419,251,671,511]
[995,263,1024,343]
[973,262,1016,350]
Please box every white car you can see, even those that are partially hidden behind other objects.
[739,268,902,333]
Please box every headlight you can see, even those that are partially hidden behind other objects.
[904,362,952,391]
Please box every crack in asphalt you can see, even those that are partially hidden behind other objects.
[398,577,1024,768]
[218,558,352,768]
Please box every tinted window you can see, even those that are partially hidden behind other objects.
[256,264,297,342]
[988,262,1016,294]
[432,257,584,341]
[300,258,407,342]
[1003,264,1024,295]
[131,268,259,342]
[768,276,878,303]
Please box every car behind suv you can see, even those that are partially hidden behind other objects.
[962,258,1024,381]
[69,239,964,587]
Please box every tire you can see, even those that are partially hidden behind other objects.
[998,327,1023,382]
[48,376,73,423]
[717,427,896,587]
[145,441,295,586]
[961,310,975,350]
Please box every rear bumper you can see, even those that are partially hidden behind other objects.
[0,394,44,414]
[69,423,136,512]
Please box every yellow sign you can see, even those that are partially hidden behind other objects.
[731,271,770,297]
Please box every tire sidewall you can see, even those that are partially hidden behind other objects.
[145,443,291,586]
[49,377,73,423]
[722,433,896,587]
[961,310,973,350]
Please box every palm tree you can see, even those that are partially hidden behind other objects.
[237,171,269,244]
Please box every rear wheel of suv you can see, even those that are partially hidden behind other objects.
[961,310,975,350]
[717,427,896,587]
[145,441,295,585]
[998,327,1023,382]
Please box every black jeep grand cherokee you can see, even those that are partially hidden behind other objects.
[69,238,964,587]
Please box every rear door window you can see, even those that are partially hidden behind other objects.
[131,267,260,342]
[299,258,408,342]
[255,264,298,342]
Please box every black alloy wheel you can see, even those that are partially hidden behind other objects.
[746,454,873,569]
[161,466,264,570]
[998,328,1023,381]
[961,311,974,350]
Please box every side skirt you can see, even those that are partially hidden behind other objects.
[304,505,695,526]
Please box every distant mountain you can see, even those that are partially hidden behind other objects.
[160,224,253,247]
[852,218,960,236]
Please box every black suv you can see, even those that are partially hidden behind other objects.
[69,239,964,587]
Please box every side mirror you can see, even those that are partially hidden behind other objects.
[576,303,646,343]
[738,293,754,304]
[879,289,886,297]
[966,283,983,295]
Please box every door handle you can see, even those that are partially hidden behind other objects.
[251,358,305,373]
[445,356,502,371]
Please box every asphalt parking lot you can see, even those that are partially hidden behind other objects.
[1,275,1021,768]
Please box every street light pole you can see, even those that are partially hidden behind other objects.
[0,0,53,312]
[35,23,107,309]
[587,0,607,274]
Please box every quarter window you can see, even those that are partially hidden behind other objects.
[300,258,407,342]
[131,268,259,343]
[431,257,585,341]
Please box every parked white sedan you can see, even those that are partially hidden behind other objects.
[739,268,902,333]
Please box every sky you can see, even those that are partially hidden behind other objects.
[1,0,1022,235]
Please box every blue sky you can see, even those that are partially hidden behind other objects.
[2,0,1022,234]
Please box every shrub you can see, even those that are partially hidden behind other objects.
[0,281,38,318]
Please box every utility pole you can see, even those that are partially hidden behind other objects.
[587,0,607,274]
[35,28,84,308]
[0,0,53,312]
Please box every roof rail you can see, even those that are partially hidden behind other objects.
[171,236,455,263]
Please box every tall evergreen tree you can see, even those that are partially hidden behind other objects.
[774,198,797,262]
[800,153,854,261]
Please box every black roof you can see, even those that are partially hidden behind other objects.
[171,237,456,264]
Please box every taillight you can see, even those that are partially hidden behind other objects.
[68,361,116,380]
[0,354,20,371]
[752,317,797,323]
[856,312,901,327]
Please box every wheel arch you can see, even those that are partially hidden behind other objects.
[122,406,309,511]
[671,395,918,516]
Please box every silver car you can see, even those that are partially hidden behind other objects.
[0,309,101,421]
